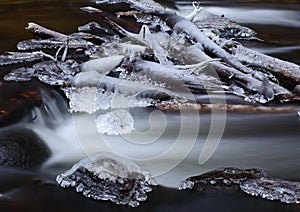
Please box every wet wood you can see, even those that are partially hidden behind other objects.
[157,102,296,113]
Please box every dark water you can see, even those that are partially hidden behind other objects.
[0,0,300,211]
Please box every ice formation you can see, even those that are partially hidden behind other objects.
[179,167,300,204]
[56,152,157,207]
[95,109,134,135]
[68,87,111,114]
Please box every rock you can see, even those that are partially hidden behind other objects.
[0,128,51,170]
[179,167,300,204]
[56,152,157,207]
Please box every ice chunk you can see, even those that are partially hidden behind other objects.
[95,109,134,135]
[69,87,111,114]
[56,152,157,207]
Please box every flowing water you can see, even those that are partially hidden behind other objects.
[0,0,299,210]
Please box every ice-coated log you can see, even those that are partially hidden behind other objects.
[56,152,157,207]
[132,60,222,90]
[80,55,124,75]
[231,45,300,90]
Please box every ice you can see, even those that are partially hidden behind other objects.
[4,60,80,86]
[80,55,124,75]
[178,180,194,190]
[56,152,157,207]
[95,109,134,135]
[69,87,111,114]
[68,72,176,113]
[241,178,300,204]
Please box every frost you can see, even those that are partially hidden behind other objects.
[95,109,134,135]
[56,152,157,207]
[179,167,300,204]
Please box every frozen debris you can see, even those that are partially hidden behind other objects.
[92,42,146,58]
[95,109,134,135]
[179,167,300,204]
[72,72,183,107]
[56,152,157,207]
[4,60,80,86]
[105,20,171,64]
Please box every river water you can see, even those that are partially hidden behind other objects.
[0,0,299,211]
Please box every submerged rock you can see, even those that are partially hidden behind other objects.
[179,167,300,204]
[56,152,157,207]
[0,128,51,170]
